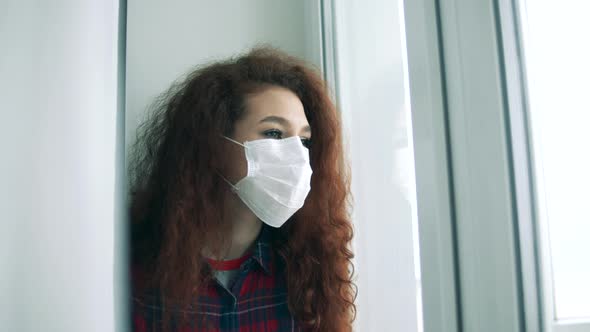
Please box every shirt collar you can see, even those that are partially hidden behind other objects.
[250,224,275,276]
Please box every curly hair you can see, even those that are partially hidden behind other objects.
[128,45,356,331]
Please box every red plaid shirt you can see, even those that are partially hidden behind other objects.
[130,225,302,331]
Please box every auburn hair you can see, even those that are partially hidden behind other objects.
[128,45,356,331]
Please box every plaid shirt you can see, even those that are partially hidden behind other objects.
[130,225,302,331]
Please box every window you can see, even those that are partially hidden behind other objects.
[519,0,590,329]
[330,1,423,330]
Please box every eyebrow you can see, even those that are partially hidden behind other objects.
[259,115,311,133]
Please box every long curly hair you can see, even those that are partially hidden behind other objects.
[128,46,356,331]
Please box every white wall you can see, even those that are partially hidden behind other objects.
[126,0,317,156]
[0,1,123,331]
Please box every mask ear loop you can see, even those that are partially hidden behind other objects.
[215,169,239,193]
[220,135,245,147]
[216,135,245,193]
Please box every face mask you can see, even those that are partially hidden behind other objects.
[218,135,313,228]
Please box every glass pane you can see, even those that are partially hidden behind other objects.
[332,0,423,330]
[520,0,590,320]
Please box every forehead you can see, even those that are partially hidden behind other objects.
[244,86,307,123]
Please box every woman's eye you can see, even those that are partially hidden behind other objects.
[263,130,311,148]
[263,129,282,139]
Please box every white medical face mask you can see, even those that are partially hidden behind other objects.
[219,135,313,228]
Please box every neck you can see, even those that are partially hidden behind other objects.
[226,212,262,260]
[205,191,263,261]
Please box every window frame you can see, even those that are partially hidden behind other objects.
[404,0,547,330]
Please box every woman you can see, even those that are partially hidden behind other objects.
[129,46,356,331]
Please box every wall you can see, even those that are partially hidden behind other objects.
[0,1,123,331]
[126,0,316,157]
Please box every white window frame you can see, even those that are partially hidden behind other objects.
[402,0,462,330]
[404,0,546,331]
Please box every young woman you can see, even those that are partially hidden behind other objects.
[129,46,356,331]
